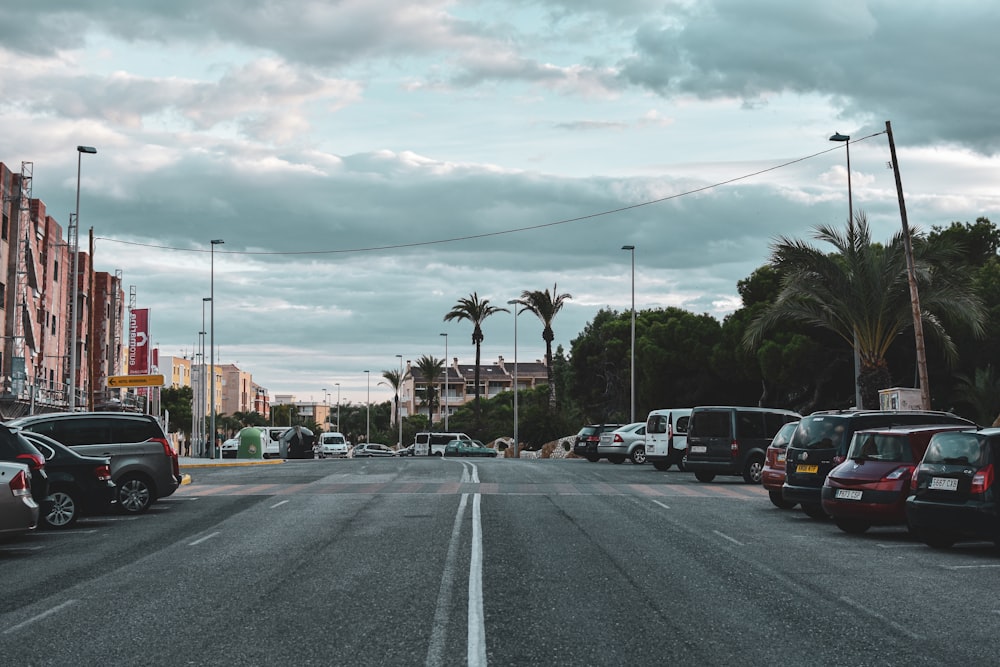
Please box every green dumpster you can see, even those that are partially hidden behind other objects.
[238,427,264,459]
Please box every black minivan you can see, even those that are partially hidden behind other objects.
[685,406,801,483]
[907,428,1000,549]
[783,409,976,519]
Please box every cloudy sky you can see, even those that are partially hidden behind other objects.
[1,1,997,405]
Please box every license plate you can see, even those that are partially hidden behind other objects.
[835,489,863,500]
[645,445,653,453]
[929,477,959,491]
[796,464,819,474]
[690,445,707,454]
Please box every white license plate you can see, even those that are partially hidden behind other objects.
[835,489,863,501]
[929,477,959,491]
[689,445,707,454]
[645,445,654,453]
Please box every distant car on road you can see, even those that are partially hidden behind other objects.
[444,440,498,458]
[221,437,239,458]
[317,432,350,458]
[598,422,648,464]
[573,424,623,462]
[397,444,415,457]
[353,443,396,458]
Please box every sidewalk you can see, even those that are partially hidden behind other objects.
[179,456,285,469]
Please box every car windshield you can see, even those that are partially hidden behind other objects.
[923,432,989,466]
[847,433,912,462]
[769,422,798,449]
[791,417,847,450]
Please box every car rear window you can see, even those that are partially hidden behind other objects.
[691,411,731,438]
[791,416,848,451]
[923,432,989,466]
[113,418,163,443]
[577,427,599,436]
[847,433,913,462]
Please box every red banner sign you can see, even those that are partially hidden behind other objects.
[129,308,150,375]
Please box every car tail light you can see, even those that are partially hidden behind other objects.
[885,466,913,481]
[150,437,180,477]
[16,451,45,471]
[93,464,112,482]
[9,469,31,497]
[613,434,624,443]
[731,439,739,458]
[971,464,994,495]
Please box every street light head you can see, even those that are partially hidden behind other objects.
[77,146,97,154]
[203,297,212,302]
[440,332,447,337]
[622,244,635,251]
[829,132,850,142]
[211,239,225,245]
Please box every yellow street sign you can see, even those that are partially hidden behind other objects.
[107,374,165,388]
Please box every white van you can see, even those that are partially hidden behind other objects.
[414,432,473,457]
[644,408,693,471]
[317,432,350,458]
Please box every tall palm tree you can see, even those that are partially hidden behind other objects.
[443,292,509,419]
[381,368,403,430]
[516,283,572,406]
[414,354,444,426]
[744,215,985,409]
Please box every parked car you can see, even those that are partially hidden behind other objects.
[821,424,974,534]
[762,421,800,508]
[353,443,396,458]
[783,410,976,519]
[444,440,498,458]
[685,406,801,483]
[644,408,692,471]
[414,431,474,457]
[397,444,415,457]
[0,423,49,508]
[906,428,1000,549]
[21,431,116,529]
[573,424,623,462]
[221,437,240,459]
[317,432,350,458]
[0,461,39,538]
[5,411,181,514]
[598,422,648,464]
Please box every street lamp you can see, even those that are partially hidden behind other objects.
[396,354,403,448]
[334,382,341,431]
[364,370,370,443]
[68,145,97,410]
[440,333,448,430]
[507,300,520,458]
[209,239,224,458]
[201,297,211,457]
[621,245,636,422]
[830,131,862,409]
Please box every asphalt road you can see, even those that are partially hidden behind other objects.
[2,456,998,666]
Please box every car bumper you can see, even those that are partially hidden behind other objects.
[761,467,785,492]
[821,486,906,523]
[597,445,627,456]
[574,442,598,456]
[782,483,823,505]
[685,459,739,475]
[906,497,999,540]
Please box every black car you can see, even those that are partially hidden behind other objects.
[685,406,801,484]
[21,431,116,529]
[573,424,623,462]
[783,410,976,519]
[0,423,49,508]
[906,428,1000,549]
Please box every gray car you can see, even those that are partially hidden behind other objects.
[5,412,181,514]
[598,422,649,464]
[352,443,396,458]
[0,461,39,537]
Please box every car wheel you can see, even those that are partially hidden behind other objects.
[585,455,600,463]
[768,489,796,509]
[117,474,154,514]
[678,455,687,472]
[653,461,672,471]
[835,518,871,534]
[801,503,828,520]
[694,471,715,483]
[44,488,80,528]
[742,455,765,484]
[629,448,646,465]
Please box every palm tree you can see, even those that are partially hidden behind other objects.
[443,292,510,420]
[381,368,403,430]
[516,283,572,406]
[744,215,985,409]
[413,355,444,426]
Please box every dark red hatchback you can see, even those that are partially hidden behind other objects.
[821,424,974,534]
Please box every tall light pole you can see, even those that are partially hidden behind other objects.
[334,382,341,432]
[68,145,97,410]
[364,370,371,443]
[396,354,403,448]
[621,245,636,422]
[440,333,448,430]
[830,131,862,409]
[201,297,210,457]
[209,239,224,458]
[507,300,520,458]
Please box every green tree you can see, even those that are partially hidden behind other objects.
[515,283,572,406]
[161,386,193,436]
[745,215,986,409]
[414,355,444,428]
[381,368,403,434]
[443,292,509,422]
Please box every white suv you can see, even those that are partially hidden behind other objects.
[317,432,350,458]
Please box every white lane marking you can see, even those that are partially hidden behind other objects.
[651,499,671,510]
[712,530,744,546]
[467,493,486,667]
[270,500,290,509]
[0,545,43,552]
[188,531,221,546]
[3,599,77,635]
[426,493,469,667]
[942,564,1000,570]
[839,596,921,640]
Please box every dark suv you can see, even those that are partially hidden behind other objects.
[783,409,975,519]
[6,412,181,514]
[573,424,623,462]
[685,406,801,483]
